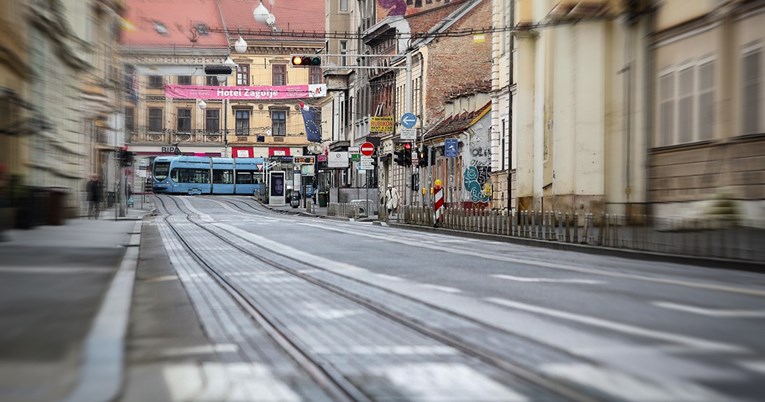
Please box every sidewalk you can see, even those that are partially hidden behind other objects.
[0,205,153,402]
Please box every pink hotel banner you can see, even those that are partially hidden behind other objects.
[165,84,327,100]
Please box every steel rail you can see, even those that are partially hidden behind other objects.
[163,195,607,402]
[154,195,370,402]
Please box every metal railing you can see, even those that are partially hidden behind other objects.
[397,206,765,262]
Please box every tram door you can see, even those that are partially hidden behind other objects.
[268,171,286,206]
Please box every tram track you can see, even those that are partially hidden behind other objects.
[154,194,609,402]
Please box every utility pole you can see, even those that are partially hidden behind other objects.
[405,52,413,206]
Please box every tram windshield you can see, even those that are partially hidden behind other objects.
[154,161,170,180]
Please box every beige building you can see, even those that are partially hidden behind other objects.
[490,0,514,210]
[649,0,765,225]
[512,0,650,217]
[1,0,124,220]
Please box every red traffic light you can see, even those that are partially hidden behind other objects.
[404,142,411,150]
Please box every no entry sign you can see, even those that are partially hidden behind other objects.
[360,142,375,156]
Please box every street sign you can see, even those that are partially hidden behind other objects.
[358,156,374,170]
[328,151,349,168]
[411,149,419,166]
[401,112,417,129]
[445,138,459,158]
[360,142,375,156]
[400,127,416,140]
[370,116,394,133]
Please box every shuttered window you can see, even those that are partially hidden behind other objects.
[742,49,761,134]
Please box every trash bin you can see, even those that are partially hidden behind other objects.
[318,191,328,207]
[48,188,67,225]
[290,191,301,208]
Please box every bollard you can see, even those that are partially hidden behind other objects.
[583,213,590,244]
[565,213,571,242]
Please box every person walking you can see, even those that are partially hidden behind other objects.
[385,184,399,216]
[86,174,102,219]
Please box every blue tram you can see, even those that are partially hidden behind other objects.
[152,156,265,195]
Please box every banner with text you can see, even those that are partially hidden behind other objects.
[165,84,327,100]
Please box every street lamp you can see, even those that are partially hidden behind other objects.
[234,36,248,54]
[253,1,270,23]
[197,99,206,110]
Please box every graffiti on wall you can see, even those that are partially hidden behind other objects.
[461,120,492,203]
[463,166,491,203]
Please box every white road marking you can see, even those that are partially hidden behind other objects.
[486,297,747,353]
[0,267,112,274]
[738,360,765,375]
[169,363,301,402]
[295,221,765,298]
[158,343,238,357]
[541,363,732,402]
[493,274,605,285]
[314,345,457,356]
[380,363,528,401]
[143,275,178,282]
[420,283,462,293]
[162,364,204,402]
[375,273,405,281]
[653,301,765,318]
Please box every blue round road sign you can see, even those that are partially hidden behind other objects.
[401,112,417,129]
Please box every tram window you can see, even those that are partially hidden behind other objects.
[191,169,209,183]
[236,172,253,184]
[171,168,179,182]
[254,173,264,184]
[213,170,234,184]
[175,168,209,183]
[154,162,170,180]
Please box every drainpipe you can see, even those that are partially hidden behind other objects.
[507,1,515,211]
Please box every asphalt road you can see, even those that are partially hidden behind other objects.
[134,194,765,402]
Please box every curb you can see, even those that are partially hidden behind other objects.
[59,220,143,402]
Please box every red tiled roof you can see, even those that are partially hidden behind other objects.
[219,0,325,36]
[424,101,491,140]
[121,0,227,48]
[121,0,325,48]
[405,0,468,35]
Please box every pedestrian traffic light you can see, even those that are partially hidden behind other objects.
[291,55,321,67]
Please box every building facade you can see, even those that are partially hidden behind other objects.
[490,0,513,209]
[649,0,765,225]
[1,0,124,221]
[512,0,650,218]
[122,0,326,171]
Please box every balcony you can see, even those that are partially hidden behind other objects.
[128,128,309,146]
[128,128,225,145]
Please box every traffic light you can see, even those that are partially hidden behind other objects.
[118,147,134,167]
[403,143,412,166]
[291,55,321,67]
[418,148,428,167]
[204,65,233,76]
[394,150,405,166]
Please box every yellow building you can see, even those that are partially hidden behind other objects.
[122,0,326,160]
